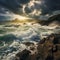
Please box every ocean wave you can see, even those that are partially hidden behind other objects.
[0,23,60,60]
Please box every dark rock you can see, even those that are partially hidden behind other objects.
[23,42,34,46]
[39,38,46,44]
[15,49,31,60]
[45,55,54,60]
[15,33,60,60]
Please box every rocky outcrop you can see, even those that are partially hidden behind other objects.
[37,33,60,60]
[15,49,31,60]
[15,33,60,60]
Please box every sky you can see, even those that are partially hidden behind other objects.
[0,0,60,21]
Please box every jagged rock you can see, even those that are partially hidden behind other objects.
[15,33,60,60]
[37,33,60,60]
[23,42,34,46]
[15,49,31,60]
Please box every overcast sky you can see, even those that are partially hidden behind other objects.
[0,0,60,20]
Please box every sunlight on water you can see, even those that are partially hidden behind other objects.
[0,22,60,60]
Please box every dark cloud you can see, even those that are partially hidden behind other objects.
[22,0,60,19]
[0,5,15,21]
[18,0,30,4]
[0,0,30,20]
[0,0,60,14]
[0,0,60,20]
[41,0,60,14]
[0,0,30,15]
[0,0,22,14]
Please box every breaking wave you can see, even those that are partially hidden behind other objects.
[0,23,60,60]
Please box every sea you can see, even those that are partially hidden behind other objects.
[0,22,60,60]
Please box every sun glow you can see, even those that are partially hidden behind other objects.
[14,15,31,20]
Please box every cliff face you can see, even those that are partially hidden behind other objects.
[15,33,60,60]
[37,34,60,60]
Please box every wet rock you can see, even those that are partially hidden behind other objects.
[23,42,34,46]
[15,49,31,60]
[37,33,60,60]
[15,33,60,60]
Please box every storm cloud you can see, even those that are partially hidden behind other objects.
[41,0,60,14]
[0,0,60,20]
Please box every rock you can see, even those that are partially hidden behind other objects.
[23,42,34,46]
[14,33,60,60]
[37,33,60,60]
[15,49,31,60]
